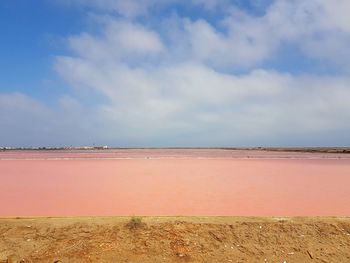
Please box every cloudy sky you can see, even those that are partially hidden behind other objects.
[1,0,350,147]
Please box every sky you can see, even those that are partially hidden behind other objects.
[1,0,350,147]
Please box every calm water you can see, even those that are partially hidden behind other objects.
[0,150,349,216]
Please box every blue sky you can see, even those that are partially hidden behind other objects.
[1,0,350,147]
[0,1,87,100]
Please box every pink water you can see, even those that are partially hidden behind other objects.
[0,150,350,216]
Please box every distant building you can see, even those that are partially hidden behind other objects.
[82,146,93,150]
[93,146,109,150]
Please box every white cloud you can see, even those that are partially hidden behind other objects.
[67,19,165,62]
[0,93,99,147]
[2,0,350,147]
[59,0,233,17]
[182,18,275,68]
[55,45,350,146]
[0,93,54,146]
[57,0,350,69]
[2,67,350,147]
[219,0,350,68]
[50,1,350,145]
[191,0,231,10]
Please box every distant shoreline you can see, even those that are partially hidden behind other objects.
[1,147,350,153]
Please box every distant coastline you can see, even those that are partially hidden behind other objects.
[1,146,350,154]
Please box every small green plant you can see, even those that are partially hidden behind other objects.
[127,216,143,229]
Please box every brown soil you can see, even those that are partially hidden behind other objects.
[1,217,350,263]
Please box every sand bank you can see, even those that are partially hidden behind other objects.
[0,216,349,262]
